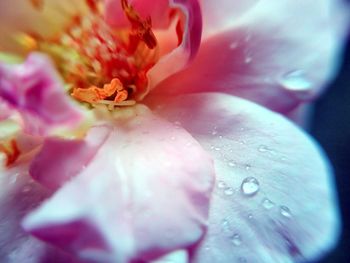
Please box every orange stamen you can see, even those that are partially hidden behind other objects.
[0,139,20,167]
[71,78,129,104]
[121,0,157,50]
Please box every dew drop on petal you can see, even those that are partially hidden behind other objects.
[217,180,227,189]
[244,164,251,170]
[22,185,32,193]
[214,146,221,151]
[244,56,252,64]
[221,219,231,233]
[224,187,234,196]
[229,42,238,49]
[262,198,275,210]
[280,205,292,218]
[241,177,260,196]
[228,161,236,167]
[258,145,269,152]
[280,70,312,91]
[230,234,242,246]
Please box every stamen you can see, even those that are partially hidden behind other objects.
[71,78,129,104]
[0,139,20,167]
[121,0,157,50]
[22,0,159,109]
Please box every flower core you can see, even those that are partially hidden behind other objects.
[23,0,159,108]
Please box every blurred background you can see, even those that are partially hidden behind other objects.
[313,35,350,262]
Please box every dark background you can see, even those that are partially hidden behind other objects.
[313,35,350,262]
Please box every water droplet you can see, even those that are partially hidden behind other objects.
[245,56,252,64]
[280,206,292,218]
[228,161,236,167]
[248,214,253,220]
[185,142,193,147]
[245,164,251,170]
[262,198,275,210]
[258,145,269,152]
[229,42,238,49]
[170,136,176,141]
[9,173,19,185]
[280,156,288,162]
[221,219,231,233]
[280,70,312,91]
[22,185,32,193]
[211,130,218,136]
[217,180,227,189]
[224,187,234,196]
[230,234,242,246]
[214,146,221,151]
[241,177,260,196]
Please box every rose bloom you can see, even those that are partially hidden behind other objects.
[0,0,349,262]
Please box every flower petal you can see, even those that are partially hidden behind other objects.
[0,101,12,121]
[148,93,340,262]
[29,125,110,190]
[23,106,214,262]
[147,0,202,92]
[0,52,82,135]
[0,159,78,262]
[152,1,349,112]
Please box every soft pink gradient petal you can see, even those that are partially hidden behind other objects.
[0,159,81,263]
[23,108,214,262]
[0,53,82,135]
[148,93,340,262]
[0,101,12,121]
[199,0,259,38]
[152,1,349,112]
[29,126,110,190]
[146,0,202,94]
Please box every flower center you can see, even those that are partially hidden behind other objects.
[24,0,159,107]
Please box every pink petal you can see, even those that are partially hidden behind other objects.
[147,0,202,92]
[152,1,349,112]
[23,107,214,262]
[199,0,259,38]
[148,93,340,262]
[29,126,110,190]
[0,159,79,262]
[0,101,13,121]
[0,53,82,135]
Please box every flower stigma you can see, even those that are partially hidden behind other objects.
[20,0,160,110]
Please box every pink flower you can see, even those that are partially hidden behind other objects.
[0,0,348,262]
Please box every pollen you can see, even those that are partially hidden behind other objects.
[22,0,159,109]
